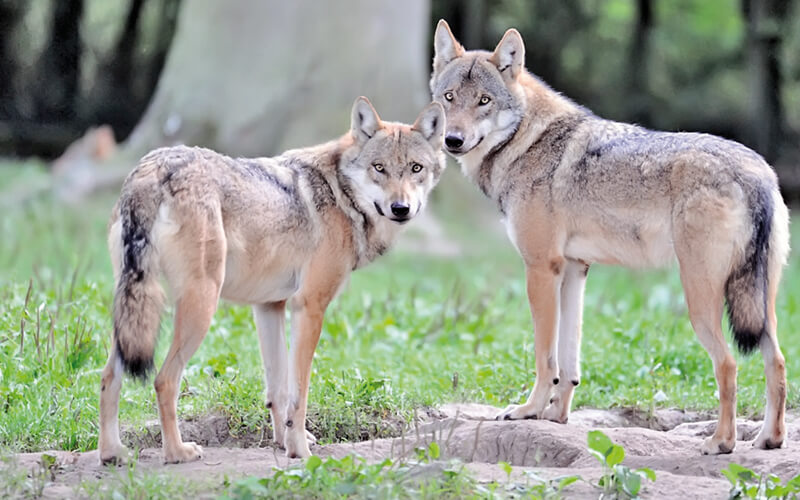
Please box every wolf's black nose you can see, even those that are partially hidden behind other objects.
[445,134,464,149]
[391,202,410,217]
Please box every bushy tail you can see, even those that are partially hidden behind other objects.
[112,196,164,379]
[724,185,773,354]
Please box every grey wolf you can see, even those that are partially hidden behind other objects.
[430,19,789,454]
[98,97,446,463]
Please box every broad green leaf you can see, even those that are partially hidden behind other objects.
[587,430,614,458]
[305,455,322,472]
[557,475,581,490]
[606,444,625,466]
[637,467,657,482]
[721,468,739,485]
[622,469,642,496]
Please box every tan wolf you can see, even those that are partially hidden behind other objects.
[430,19,789,454]
[98,97,446,463]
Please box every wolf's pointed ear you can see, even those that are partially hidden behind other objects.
[412,102,445,150]
[433,19,464,74]
[351,96,383,145]
[490,28,525,81]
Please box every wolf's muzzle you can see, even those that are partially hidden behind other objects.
[390,202,410,218]
[445,133,464,152]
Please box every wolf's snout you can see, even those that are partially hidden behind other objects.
[445,133,464,150]
[390,201,410,218]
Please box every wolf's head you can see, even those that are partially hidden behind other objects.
[341,97,446,225]
[429,20,526,159]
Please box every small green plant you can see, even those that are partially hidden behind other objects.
[587,430,655,499]
[516,470,581,500]
[220,450,481,500]
[721,462,800,500]
[80,452,208,500]
[0,454,51,498]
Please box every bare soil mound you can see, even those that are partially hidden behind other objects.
[12,405,800,499]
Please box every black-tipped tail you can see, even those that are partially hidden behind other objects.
[724,186,772,354]
[112,197,164,380]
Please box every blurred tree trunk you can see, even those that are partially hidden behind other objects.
[88,0,148,137]
[0,1,26,120]
[123,0,432,159]
[144,0,182,99]
[742,0,791,163]
[627,0,654,125]
[33,0,84,122]
[0,0,181,158]
[462,0,488,49]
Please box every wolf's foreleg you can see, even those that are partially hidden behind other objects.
[283,252,348,459]
[254,301,290,448]
[283,299,325,459]
[542,260,587,423]
[497,261,563,420]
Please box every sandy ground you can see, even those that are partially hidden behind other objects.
[10,404,800,499]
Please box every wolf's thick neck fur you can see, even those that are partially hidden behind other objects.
[458,72,585,208]
[277,137,404,269]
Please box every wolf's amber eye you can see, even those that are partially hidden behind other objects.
[479,95,491,105]
[444,91,454,101]
[411,163,423,173]
[373,163,384,173]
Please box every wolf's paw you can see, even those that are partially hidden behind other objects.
[272,423,311,450]
[495,403,541,421]
[283,425,313,459]
[540,403,569,424]
[272,423,286,449]
[163,441,203,464]
[306,429,317,445]
[700,435,735,455]
[752,427,785,450]
[99,443,130,466]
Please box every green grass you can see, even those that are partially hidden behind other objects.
[1,161,800,457]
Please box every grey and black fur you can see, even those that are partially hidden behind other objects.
[430,19,790,456]
[100,97,446,464]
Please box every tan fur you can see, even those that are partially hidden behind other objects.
[430,20,790,454]
[98,98,446,464]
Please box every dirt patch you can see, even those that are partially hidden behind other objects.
[119,408,410,450]
[12,405,800,499]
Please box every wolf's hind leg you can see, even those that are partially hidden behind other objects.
[753,280,786,449]
[98,347,128,464]
[155,211,224,464]
[155,278,220,463]
[542,260,587,423]
[254,301,291,448]
[497,261,562,421]
[678,260,736,455]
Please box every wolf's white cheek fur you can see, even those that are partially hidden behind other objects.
[345,168,385,208]
[476,119,494,141]
[496,110,517,130]
[412,184,427,216]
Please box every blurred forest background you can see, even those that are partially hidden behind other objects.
[1,0,799,200]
